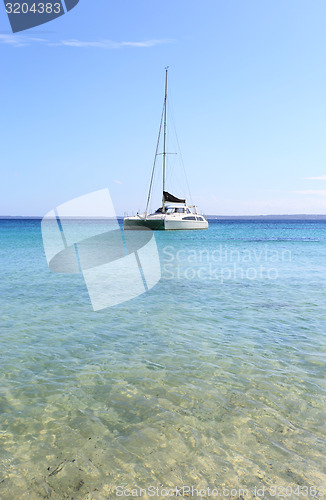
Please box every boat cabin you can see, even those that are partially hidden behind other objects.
[166,204,191,214]
[154,203,198,215]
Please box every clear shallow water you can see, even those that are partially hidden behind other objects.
[1,219,326,499]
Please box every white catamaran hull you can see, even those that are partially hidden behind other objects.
[124,215,208,230]
[165,217,208,230]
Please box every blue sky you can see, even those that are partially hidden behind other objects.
[2,0,326,215]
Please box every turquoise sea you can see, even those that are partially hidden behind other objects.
[1,219,326,499]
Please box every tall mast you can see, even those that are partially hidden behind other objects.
[145,106,164,217]
[162,67,168,212]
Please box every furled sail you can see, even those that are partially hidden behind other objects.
[163,191,186,204]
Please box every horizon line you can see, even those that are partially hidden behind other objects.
[2,214,326,219]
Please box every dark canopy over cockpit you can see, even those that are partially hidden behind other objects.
[163,191,186,204]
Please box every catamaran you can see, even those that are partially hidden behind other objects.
[124,68,208,230]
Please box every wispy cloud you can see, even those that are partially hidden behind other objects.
[0,34,174,49]
[295,190,326,195]
[55,38,174,48]
[0,34,46,46]
[304,175,326,180]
